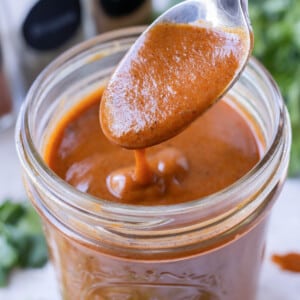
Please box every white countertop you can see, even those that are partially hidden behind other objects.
[0,126,299,300]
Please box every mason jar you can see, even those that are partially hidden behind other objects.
[16,27,291,300]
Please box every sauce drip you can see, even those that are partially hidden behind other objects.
[100,22,248,149]
[134,149,154,186]
[272,253,300,273]
[107,147,189,201]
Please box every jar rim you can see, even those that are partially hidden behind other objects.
[16,26,290,221]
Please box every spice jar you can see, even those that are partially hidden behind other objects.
[16,27,291,300]
[0,41,13,131]
[90,0,152,33]
[0,0,87,94]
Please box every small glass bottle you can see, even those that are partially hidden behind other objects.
[0,42,13,130]
[90,0,152,33]
[16,27,291,300]
[0,0,87,94]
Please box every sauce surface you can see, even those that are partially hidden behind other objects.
[45,89,260,205]
[100,23,248,149]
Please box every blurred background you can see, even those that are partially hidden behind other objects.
[0,0,299,298]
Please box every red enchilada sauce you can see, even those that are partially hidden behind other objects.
[272,253,300,273]
[46,24,257,204]
[43,23,264,300]
[44,88,263,299]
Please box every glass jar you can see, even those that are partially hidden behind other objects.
[16,27,291,300]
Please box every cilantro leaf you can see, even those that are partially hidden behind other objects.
[249,0,300,175]
[0,200,48,287]
[0,236,18,269]
[0,200,25,225]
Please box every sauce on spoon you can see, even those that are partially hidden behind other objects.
[100,22,249,149]
[100,22,251,197]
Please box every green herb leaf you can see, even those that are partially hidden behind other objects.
[0,200,48,287]
[0,236,18,269]
[20,235,48,268]
[0,267,9,287]
[249,0,300,176]
[0,200,25,224]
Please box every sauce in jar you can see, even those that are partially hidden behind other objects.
[16,22,290,300]
[42,21,263,300]
[45,88,261,205]
[44,88,264,300]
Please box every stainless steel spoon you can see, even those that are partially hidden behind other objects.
[100,0,253,149]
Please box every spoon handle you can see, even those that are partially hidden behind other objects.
[216,0,251,29]
[240,0,252,30]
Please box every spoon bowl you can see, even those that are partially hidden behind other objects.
[154,0,252,70]
[159,0,251,28]
[100,0,253,149]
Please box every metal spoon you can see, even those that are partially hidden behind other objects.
[100,0,253,149]
[159,0,251,33]
[160,0,252,46]
[145,0,253,81]
[158,0,253,72]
